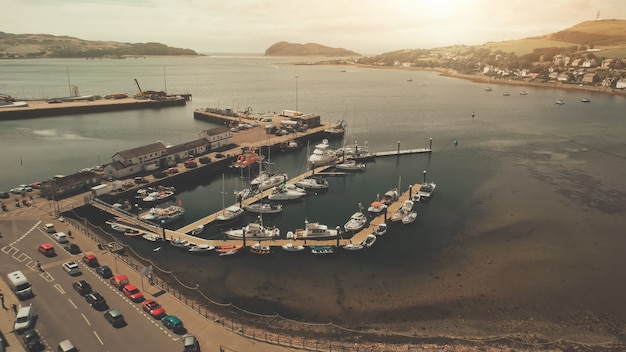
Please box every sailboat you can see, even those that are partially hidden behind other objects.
[216,174,244,222]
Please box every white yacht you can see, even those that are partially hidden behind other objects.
[224,220,280,241]
[267,184,306,201]
[335,160,366,171]
[292,220,339,240]
[418,182,436,199]
[141,205,185,223]
[390,199,414,222]
[244,203,283,214]
[344,211,367,232]
[258,173,288,191]
[295,177,329,190]
[216,205,245,222]
[308,139,337,167]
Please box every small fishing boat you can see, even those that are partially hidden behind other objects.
[367,200,387,215]
[142,233,160,242]
[344,207,367,232]
[170,238,191,248]
[343,241,364,251]
[216,245,243,256]
[361,234,377,248]
[224,219,280,241]
[142,190,175,203]
[310,245,334,255]
[258,173,288,191]
[402,211,418,225]
[291,220,339,240]
[124,229,145,237]
[581,97,591,103]
[281,242,305,252]
[216,205,245,222]
[188,243,215,253]
[555,99,565,105]
[249,242,271,255]
[279,140,302,152]
[141,205,185,223]
[190,225,204,236]
[374,223,387,236]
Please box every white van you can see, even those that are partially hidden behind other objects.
[44,223,56,233]
[14,304,36,332]
[7,270,32,299]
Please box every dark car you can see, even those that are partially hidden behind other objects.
[153,170,167,179]
[64,243,81,254]
[72,279,92,295]
[104,308,126,327]
[85,291,107,309]
[134,176,149,184]
[198,156,211,164]
[96,265,113,279]
[22,329,44,351]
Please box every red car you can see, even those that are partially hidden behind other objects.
[82,252,99,267]
[141,299,166,319]
[166,167,179,175]
[122,284,144,302]
[110,274,129,290]
[37,243,55,257]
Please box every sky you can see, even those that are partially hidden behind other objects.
[3,0,626,55]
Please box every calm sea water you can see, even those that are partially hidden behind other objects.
[2,57,625,318]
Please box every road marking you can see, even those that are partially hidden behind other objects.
[54,284,65,294]
[82,313,91,326]
[1,245,18,255]
[68,298,77,309]
[15,252,30,262]
[93,330,104,345]
[41,271,55,282]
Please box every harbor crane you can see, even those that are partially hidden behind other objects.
[133,78,166,100]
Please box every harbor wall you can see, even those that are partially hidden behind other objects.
[0,98,187,120]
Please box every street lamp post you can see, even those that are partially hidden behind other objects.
[295,76,299,113]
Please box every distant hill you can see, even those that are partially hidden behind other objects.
[0,32,198,58]
[265,41,360,57]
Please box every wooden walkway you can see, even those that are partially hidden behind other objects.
[374,148,431,157]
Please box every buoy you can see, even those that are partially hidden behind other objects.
[454,140,458,145]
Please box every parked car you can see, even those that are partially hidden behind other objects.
[37,243,55,257]
[85,291,107,309]
[110,274,129,290]
[161,315,183,331]
[122,284,144,302]
[64,243,81,254]
[62,261,81,276]
[141,299,166,319]
[104,308,126,327]
[22,328,44,351]
[96,265,113,279]
[52,232,69,243]
[166,167,179,175]
[198,156,211,164]
[72,279,92,295]
[134,176,149,184]
[81,252,99,267]
[184,160,198,168]
[183,334,200,352]
[0,191,9,199]
[57,339,78,352]
[153,170,167,179]
[14,304,37,333]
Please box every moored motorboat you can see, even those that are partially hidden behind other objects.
[335,160,366,171]
[361,234,377,248]
[258,173,288,191]
[381,188,398,205]
[267,184,306,201]
[141,205,185,223]
[310,245,335,255]
[374,223,387,236]
[555,99,565,105]
[244,203,283,214]
[249,242,271,255]
[291,220,339,240]
[124,229,145,237]
[279,140,302,152]
[224,220,280,241]
[367,200,387,215]
[190,225,204,236]
[344,210,367,232]
[343,241,364,251]
[216,205,245,222]
[234,149,264,168]
[295,177,329,190]
[281,242,305,252]
[142,190,175,203]
[216,245,243,256]
[390,199,414,222]
[188,243,215,253]
[308,139,337,167]
[418,182,436,200]
[142,233,160,242]
[170,238,191,248]
[402,211,418,224]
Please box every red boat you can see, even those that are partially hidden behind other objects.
[234,150,263,168]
